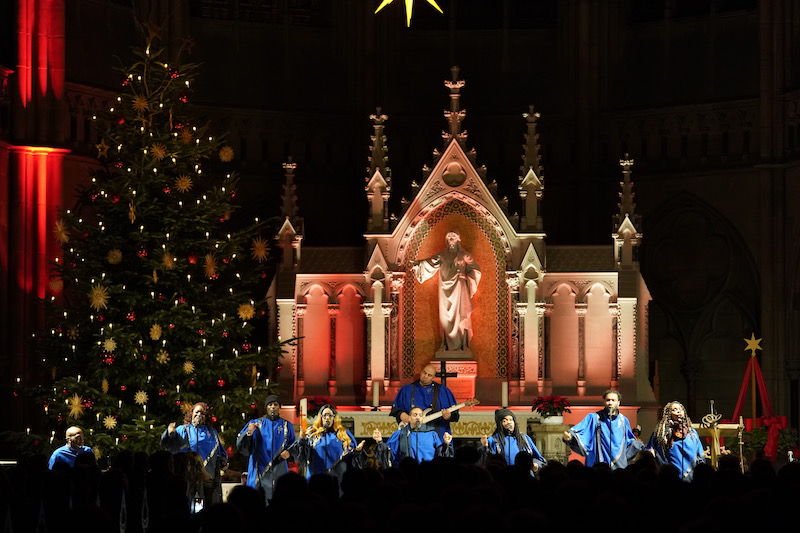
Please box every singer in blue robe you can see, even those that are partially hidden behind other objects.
[48,426,93,470]
[296,404,362,482]
[390,364,459,439]
[483,409,547,470]
[563,389,642,469]
[237,394,296,504]
[161,402,228,504]
[646,400,706,481]
[381,406,454,465]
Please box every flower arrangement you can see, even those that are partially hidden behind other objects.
[531,395,572,418]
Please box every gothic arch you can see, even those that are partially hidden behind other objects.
[642,191,760,409]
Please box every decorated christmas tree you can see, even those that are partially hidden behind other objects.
[34,28,288,455]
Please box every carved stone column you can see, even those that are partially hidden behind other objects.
[295,305,306,397]
[576,305,587,396]
[610,305,620,390]
[536,302,546,396]
[363,304,374,396]
[328,305,338,396]
[389,274,405,389]
[382,303,393,394]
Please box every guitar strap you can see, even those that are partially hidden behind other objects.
[410,382,440,412]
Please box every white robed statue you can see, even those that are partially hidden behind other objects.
[412,231,481,351]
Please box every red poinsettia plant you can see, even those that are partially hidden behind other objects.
[531,395,572,418]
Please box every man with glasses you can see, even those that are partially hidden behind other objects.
[48,426,93,469]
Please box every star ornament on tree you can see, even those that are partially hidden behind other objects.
[67,394,84,419]
[744,333,763,358]
[375,0,444,27]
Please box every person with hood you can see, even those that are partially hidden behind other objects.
[481,408,547,473]
[237,394,296,504]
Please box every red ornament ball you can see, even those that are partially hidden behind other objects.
[137,248,148,258]
[211,416,218,423]
[242,342,252,352]
[179,94,189,104]
[188,255,198,265]
[120,385,127,391]
[126,311,136,322]
[216,379,225,388]
[163,186,171,194]
[188,379,196,387]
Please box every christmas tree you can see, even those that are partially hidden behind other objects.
[35,28,289,455]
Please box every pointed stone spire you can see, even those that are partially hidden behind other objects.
[281,157,302,232]
[442,66,468,146]
[365,108,391,233]
[613,155,642,269]
[518,106,545,232]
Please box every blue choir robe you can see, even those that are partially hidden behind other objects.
[297,429,358,479]
[160,423,228,481]
[390,381,459,438]
[567,410,642,469]
[646,430,706,481]
[48,444,93,469]
[486,434,547,468]
[236,417,296,492]
[385,425,454,464]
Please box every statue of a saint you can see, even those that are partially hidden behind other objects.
[412,231,481,351]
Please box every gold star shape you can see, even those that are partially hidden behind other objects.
[103,415,117,430]
[96,139,110,158]
[103,338,117,352]
[89,284,110,311]
[132,95,149,113]
[238,303,256,321]
[179,129,193,145]
[744,333,763,358]
[107,249,123,265]
[183,361,195,375]
[54,219,70,244]
[134,390,149,405]
[67,394,84,419]
[149,324,162,341]
[251,237,269,263]
[218,146,235,162]
[150,143,167,161]
[175,175,193,193]
[101,378,109,394]
[162,251,176,270]
[156,349,170,364]
[375,0,444,27]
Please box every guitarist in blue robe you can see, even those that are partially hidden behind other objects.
[390,363,459,439]
[380,406,454,465]
[481,408,547,473]
[237,394,296,505]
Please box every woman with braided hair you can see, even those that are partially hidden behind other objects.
[481,409,546,473]
[296,404,364,485]
[646,401,706,481]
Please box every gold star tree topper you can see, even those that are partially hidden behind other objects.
[744,333,763,357]
[375,0,443,27]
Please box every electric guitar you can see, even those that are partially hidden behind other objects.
[421,399,480,424]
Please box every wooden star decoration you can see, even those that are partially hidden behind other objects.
[96,139,109,158]
[375,0,444,27]
[744,333,762,358]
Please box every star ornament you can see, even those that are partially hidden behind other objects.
[134,390,149,405]
[89,284,110,311]
[103,415,117,430]
[67,394,84,419]
[744,333,763,358]
[375,0,444,27]
[54,219,70,244]
[251,237,269,262]
[238,303,256,321]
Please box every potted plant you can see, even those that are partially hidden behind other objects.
[531,395,571,424]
